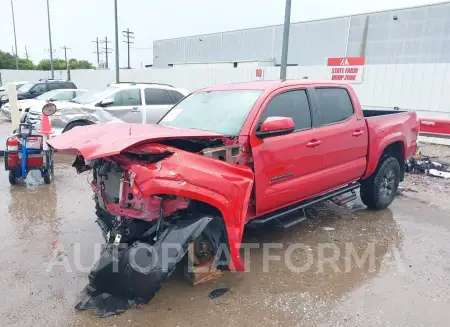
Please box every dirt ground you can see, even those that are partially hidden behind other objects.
[1,118,450,327]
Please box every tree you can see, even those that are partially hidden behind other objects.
[36,58,95,70]
[0,50,18,69]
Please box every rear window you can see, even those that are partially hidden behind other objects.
[316,88,354,125]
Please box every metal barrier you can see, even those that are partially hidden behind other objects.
[419,118,450,139]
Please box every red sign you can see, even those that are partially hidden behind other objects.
[327,57,365,83]
[327,57,365,66]
[255,68,263,79]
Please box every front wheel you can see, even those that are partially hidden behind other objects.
[360,157,400,210]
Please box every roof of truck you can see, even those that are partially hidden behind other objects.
[199,79,350,92]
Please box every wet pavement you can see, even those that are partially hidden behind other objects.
[1,118,450,327]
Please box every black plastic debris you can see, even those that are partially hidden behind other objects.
[405,157,450,178]
[76,217,213,317]
[209,287,229,299]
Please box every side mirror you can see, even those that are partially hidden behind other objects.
[98,98,113,107]
[42,103,57,116]
[256,116,295,138]
[29,89,36,94]
[48,97,57,102]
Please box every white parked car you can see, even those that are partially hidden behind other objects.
[0,81,29,107]
[0,89,87,121]
[30,83,188,135]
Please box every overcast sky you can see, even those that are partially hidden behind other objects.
[0,0,447,68]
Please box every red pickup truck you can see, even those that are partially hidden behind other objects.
[48,80,418,316]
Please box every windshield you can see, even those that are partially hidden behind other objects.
[71,86,118,105]
[36,90,59,100]
[17,82,35,93]
[159,90,263,135]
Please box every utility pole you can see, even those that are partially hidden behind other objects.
[114,0,120,82]
[100,36,113,69]
[10,0,19,70]
[280,0,292,80]
[92,37,101,67]
[61,46,70,78]
[46,0,54,79]
[122,28,134,69]
[25,46,29,60]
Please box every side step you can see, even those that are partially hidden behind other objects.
[248,183,360,228]
[273,209,307,229]
[331,190,357,206]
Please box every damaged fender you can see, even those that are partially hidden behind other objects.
[117,143,254,271]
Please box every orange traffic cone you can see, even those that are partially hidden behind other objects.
[38,113,54,135]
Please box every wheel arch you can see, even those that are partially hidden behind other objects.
[62,119,94,133]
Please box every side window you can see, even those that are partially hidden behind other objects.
[47,83,61,91]
[31,84,47,93]
[53,91,74,101]
[168,90,185,103]
[259,90,312,131]
[75,91,86,97]
[110,89,141,106]
[145,88,174,105]
[316,88,354,125]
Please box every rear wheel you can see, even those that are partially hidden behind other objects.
[8,170,17,185]
[360,157,400,210]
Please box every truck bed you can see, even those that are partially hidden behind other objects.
[363,108,406,118]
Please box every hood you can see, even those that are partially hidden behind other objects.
[47,123,222,160]
[29,100,75,113]
[2,99,37,110]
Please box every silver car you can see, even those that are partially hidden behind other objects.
[30,83,188,135]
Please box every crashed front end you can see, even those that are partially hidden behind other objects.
[48,124,254,317]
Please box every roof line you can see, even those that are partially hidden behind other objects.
[154,0,450,43]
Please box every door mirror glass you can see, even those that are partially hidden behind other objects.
[99,98,114,107]
[256,116,295,138]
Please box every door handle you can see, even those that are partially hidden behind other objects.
[352,130,364,137]
[307,140,321,148]
[130,107,140,112]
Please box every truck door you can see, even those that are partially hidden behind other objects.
[312,87,368,189]
[251,87,324,215]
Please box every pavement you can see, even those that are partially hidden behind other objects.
[1,117,450,327]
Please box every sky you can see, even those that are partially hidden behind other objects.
[0,0,448,69]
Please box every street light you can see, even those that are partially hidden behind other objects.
[10,0,19,70]
[280,0,292,80]
[46,0,54,79]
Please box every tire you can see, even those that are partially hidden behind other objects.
[9,170,17,185]
[43,169,52,184]
[360,157,400,210]
[63,121,89,133]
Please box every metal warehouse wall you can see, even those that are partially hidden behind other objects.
[153,1,450,67]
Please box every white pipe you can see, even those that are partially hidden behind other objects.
[8,83,19,131]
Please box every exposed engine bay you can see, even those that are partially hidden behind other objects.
[72,137,254,317]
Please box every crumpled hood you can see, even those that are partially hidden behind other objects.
[47,123,222,160]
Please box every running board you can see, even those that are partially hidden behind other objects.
[248,183,360,228]
[331,189,357,206]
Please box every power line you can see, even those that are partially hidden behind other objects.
[61,45,71,71]
[131,46,153,50]
[92,37,101,66]
[122,28,134,69]
[99,36,113,69]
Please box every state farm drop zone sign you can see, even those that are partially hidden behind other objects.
[327,57,365,84]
